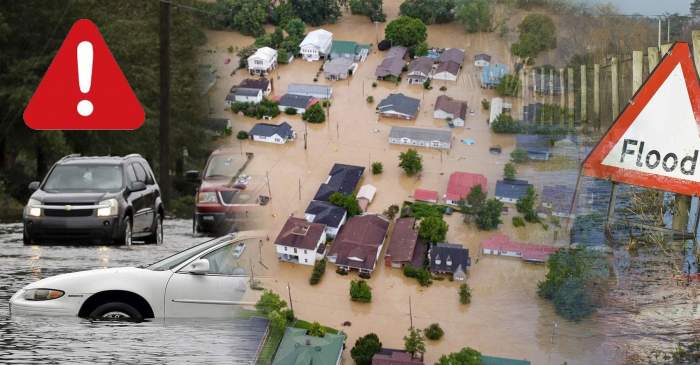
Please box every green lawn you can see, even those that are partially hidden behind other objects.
[257,327,284,365]
[293,319,339,334]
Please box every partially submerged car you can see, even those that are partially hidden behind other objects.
[10,233,254,321]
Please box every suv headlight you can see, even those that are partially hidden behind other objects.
[198,191,218,204]
[26,198,42,217]
[24,288,65,301]
[97,198,119,217]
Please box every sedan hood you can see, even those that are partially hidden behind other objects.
[23,267,166,293]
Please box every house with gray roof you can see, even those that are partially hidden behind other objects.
[313,163,365,202]
[225,87,263,106]
[288,83,333,99]
[429,243,470,280]
[249,122,295,144]
[474,53,491,67]
[277,93,318,114]
[305,200,347,238]
[377,93,420,119]
[433,60,461,81]
[407,56,434,85]
[434,95,467,127]
[375,46,408,80]
[516,134,552,161]
[495,179,533,204]
[389,126,452,150]
[324,57,356,81]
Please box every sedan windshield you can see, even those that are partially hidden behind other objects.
[204,154,242,179]
[43,164,124,192]
[146,236,232,271]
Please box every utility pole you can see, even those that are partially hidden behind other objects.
[266,171,272,199]
[298,177,301,200]
[408,296,413,328]
[287,282,295,317]
[159,0,171,206]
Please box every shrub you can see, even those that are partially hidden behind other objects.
[302,103,326,123]
[351,333,383,365]
[307,321,326,337]
[512,216,525,227]
[481,98,490,110]
[510,148,528,163]
[383,204,400,219]
[336,267,349,275]
[403,265,433,286]
[236,130,249,140]
[459,283,471,304]
[384,16,428,49]
[285,107,298,115]
[399,149,423,175]
[371,82,378,88]
[516,185,539,223]
[418,216,448,243]
[439,85,447,91]
[309,259,327,285]
[322,100,331,107]
[423,79,432,90]
[475,198,503,230]
[496,74,521,97]
[256,290,287,315]
[371,161,383,174]
[350,280,372,302]
[329,192,361,216]
[366,95,374,103]
[424,323,444,340]
[490,113,519,133]
[503,162,516,179]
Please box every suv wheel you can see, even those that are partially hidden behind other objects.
[22,227,31,245]
[118,216,133,246]
[145,212,163,245]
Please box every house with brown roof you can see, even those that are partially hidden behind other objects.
[384,217,425,268]
[375,46,408,80]
[433,95,468,127]
[433,48,464,81]
[327,214,390,274]
[406,56,434,85]
[274,217,327,266]
[372,349,424,365]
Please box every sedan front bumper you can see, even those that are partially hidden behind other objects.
[9,289,84,317]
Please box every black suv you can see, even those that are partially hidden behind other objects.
[23,154,164,245]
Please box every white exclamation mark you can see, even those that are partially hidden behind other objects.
[76,41,94,117]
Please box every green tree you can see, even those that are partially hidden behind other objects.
[231,0,270,36]
[329,192,361,216]
[399,0,456,24]
[271,1,297,26]
[302,103,326,123]
[516,185,538,223]
[552,277,594,321]
[693,0,700,18]
[459,283,471,304]
[350,0,387,22]
[350,333,383,365]
[475,198,503,230]
[372,161,383,174]
[511,14,557,61]
[237,131,249,140]
[496,74,521,97]
[256,290,287,315]
[384,204,400,220]
[309,258,327,285]
[455,0,493,33]
[350,280,372,302]
[418,216,448,243]
[490,113,520,133]
[384,16,427,49]
[435,347,483,365]
[285,17,306,40]
[307,321,326,337]
[399,149,423,175]
[268,310,288,333]
[510,148,528,163]
[290,0,342,26]
[503,162,516,180]
[403,327,426,358]
[466,185,486,212]
[424,323,444,340]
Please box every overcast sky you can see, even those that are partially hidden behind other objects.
[580,0,690,15]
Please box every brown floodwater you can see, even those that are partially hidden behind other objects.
[195,4,669,364]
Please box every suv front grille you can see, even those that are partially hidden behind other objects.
[44,209,94,217]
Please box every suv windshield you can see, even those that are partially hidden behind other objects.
[43,164,124,192]
[204,154,241,179]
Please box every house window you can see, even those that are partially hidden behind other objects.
[446,258,452,266]
[304,249,308,254]
[293,248,297,253]
[304,259,308,263]
[284,247,287,251]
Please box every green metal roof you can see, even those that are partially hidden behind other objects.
[272,327,346,365]
[331,40,369,55]
[481,355,531,365]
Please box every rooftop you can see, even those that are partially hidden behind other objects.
[445,172,488,202]
[435,95,468,120]
[237,78,270,91]
[386,217,419,264]
[313,163,365,201]
[408,56,434,75]
[272,327,345,365]
[329,214,390,271]
[305,200,347,227]
[300,29,333,49]
[389,126,452,144]
[435,60,461,76]
[249,122,294,139]
[481,234,558,263]
[414,189,439,202]
[373,348,424,365]
[495,179,533,201]
[288,83,333,98]
[278,93,316,109]
[378,93,420,117]
[274,217,326,250]
[439,48,465,65]
[429,243,470,273]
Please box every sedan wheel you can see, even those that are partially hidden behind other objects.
[89,302,143,322]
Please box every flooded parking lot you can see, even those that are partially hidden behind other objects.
[0,220,267,364]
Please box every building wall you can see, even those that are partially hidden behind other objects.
[278,105,306,114]
[389,137,450,150]
[474,60,489,68]
[275,243,319,265]
[252,134,287,144]
[495,196,518,204]
[432,72,457,81]
[235,94,262,104]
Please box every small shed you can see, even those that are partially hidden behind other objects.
[414,189,439,203]
[357,184,377,212]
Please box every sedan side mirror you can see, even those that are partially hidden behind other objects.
[128,181,147,192]
[28,181,40,191]
[188,259,210,275]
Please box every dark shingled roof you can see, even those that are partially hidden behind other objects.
[439,48,464,66]
[435,60,460,76]
[234,78,270,92]
[372,349,424,365]
[305,200,347,228]
[386,218,418,264]
[233,87,262,97]
[408,57,433,75]
[274,217,325,249]
[278,93,315,109]
[313,163,365,201]
[429,243,470,274]
[495,179,533,201]
[249,122,294,139]
[377,93,420,117]
[434,95,467,120]
[329,215,390,271]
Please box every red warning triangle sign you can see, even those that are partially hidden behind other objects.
[23,19,144,130]
[582,42,700,196]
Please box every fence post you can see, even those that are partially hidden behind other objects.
[611,57,619,120]
[567,67,574,128]
[580,64,587,123]
[632,50,643,93]
[693,30,700,76]
[648,46,659,71]
[549,68,554,105]
[593,63,600,130]
[660,43,672,56]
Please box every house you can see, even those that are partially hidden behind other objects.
[389,126,452,150]
[277,93,318,114]
[274,217,326,265]
[356,184,376,212]
[372,348,424,365]
[481,234,558,263]
[236,78,272,96]
[313,163,365,201]
[330,40,370,61]
[406,57,434,85]
[249,122,295,144]
[444,172,488,205]
[488,97,512,125]
[377,93,420,119]
[481,63,508,88]
[384,217,422,268]
[375,46,408,80]
[288,83,333,99]
[299,29,333,61]
[539,185,575,218]
[438,48,465,66]
[433,95,468,127]
[324,57,356,81]
[226,87,263,106]
[271,327,345,365]
[516,134,552,161]
[429,243,470,280]
[203,117,232,136]
[481,355,531,365]
[474,53,491,68]
[327,214,390,274]
[305,200,347,238]
[247,46,277,75]
[495,179,533,204]
[414,189,438,203]
[432,61,461,81]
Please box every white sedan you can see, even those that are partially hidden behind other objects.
[10,233,255,321]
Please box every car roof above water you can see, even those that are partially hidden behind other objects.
[58,154,145,165]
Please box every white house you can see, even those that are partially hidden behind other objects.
[389,126,452,150]
[247,47,278,75]
[474,53,491,68]
[225,87,263,106]
[434,95,467,127]
[300,29,333,62]
[274,217,327,265]
[249,122,295,144]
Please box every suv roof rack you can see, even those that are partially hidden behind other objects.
[124,153,143,159]
[59,153,81,161]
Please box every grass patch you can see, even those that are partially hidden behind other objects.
[256,327,284,365]
[401,201,446,219]
[293,319,339,334]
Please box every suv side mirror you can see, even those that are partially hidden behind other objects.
[188,259,210,275]
[185,170,201,182]
[28,181,40,191]
[128,181,147,192]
